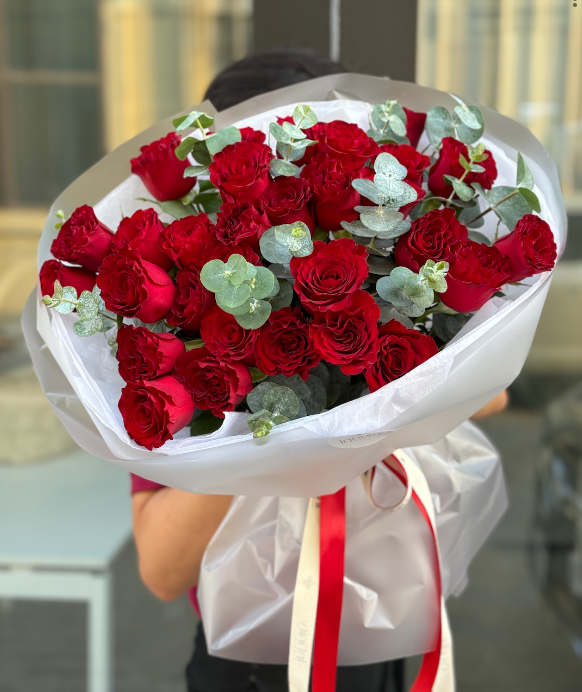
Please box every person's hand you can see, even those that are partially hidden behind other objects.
[471,390,509,419]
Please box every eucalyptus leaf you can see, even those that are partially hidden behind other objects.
[304,374,327,415]
[174,111,214,131]
[249,266,275,299]
[77,291,99,321]
[293,104,318,128]
[389,266,414,289]
[73,315,103,336]
[454,104,481,130]
[267,274,280,298]
[185,165,209,178]
[516,152,534,190]
[374,153,408,180]
[455,106,484,145]
[467,230,492,245]
[247,410,275,438]
[388,114,407,137]
[268,374,311,401]
[282,121,306,140]
[267,263,293,279]
[269,279,293,310]
[192,190,221,212]
[54,299,76,315]
[419,197,443,215]
[452,178,475,201]
[216,283,251,308]
[53,280,63,301]
[352,178,385,205]
[259,228,293,264]
[270,122,293,144]
[174,137,197,161]
[184,339,205,351]
[190,409,223,436]
[426,106,454,146]
[159,200,193,219]
[225,254,248,286]
[518,187,541,213]
[200,259,230,293]
[191,138,212,166]
[360,208,403,233]
[247,381,276,413]
[270,159,299,177]
[235,299,271,329]
[488,186,532,231]
[340,220,376,237]
[249,367,268,383]
[205,126,241,156]
[263,386,300,420]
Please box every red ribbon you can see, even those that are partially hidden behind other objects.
[311,456,443,692]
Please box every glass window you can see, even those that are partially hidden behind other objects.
[417,0,582,208]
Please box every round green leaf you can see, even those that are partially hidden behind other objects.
[235,299,271,329]
[426,106,454,146]
[263,386,300,420]
[225,254,249,286]
[270,159,300,177]
[249,266,275,299]
[216,283,251,308]
[270,279,293,310]
[247,382,276,413]
[293,104,318,128]
[77,291,99,321]
[73,315,103,336]
[200,259,229,293]
[259,227,293,264]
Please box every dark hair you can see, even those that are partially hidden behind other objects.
[204,48,349,111]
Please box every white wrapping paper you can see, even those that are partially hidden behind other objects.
[22,74,566,498]
[199,420,507,664]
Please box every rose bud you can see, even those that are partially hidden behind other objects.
[402,107,427,148]
[131,132,195,202]
[255,307,320,381]
[209,140,274,203]
[200,239,260,266]
[276,116,321,166]
[97,249,175,323]
[40,260,96,298]
[440,241,513,313]
[365,320,438,392]
[260,177,315,232]
[300,155,360,231]
[111,208,173,270]
[309,290,381,375]
[395,208,469,272]
[50,205,113,272]
[118,376,195,450]
[429,137,497,198]
[290,238,369,313]
[200,306,259,365]
[214,200,270,251]
[373,143,431,186]
[116,325,186,383]
[174,347,252,418]
[317,120,378,172]
[239,126,266,144]
[494,214,557,282]
[166,268,215,335]
[159,213,216,269]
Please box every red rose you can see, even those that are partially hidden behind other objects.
[254,307,320,380]
[309,291,380,375]
[395,208,469,272]
[200,306,259,365]
[440,241,513,313]
[209,141,274,203]
[260,177,315,232]
[403,107,427,148]
[174,347,252,417]
[374,143,431,186]
[166,268,215,335]
[111,208,173,270]
[215,201,270,250]
[118,376,194,450]
[317,120,378,172]
[429,137,497,198]
[116,325,186,383]
[200,239,260,266]
[239,127,266,144]
[365,320,438,392]
[97,250,175,323]
[159,213,216,269]
[50,205,113,272]
[40,260,96,298]
[301,155,359,231]
[276,116,320,166]
[131,132,195,202]
[494,214,557,282]
[290,238,369,313]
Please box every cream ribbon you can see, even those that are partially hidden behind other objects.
[288,497,320,692]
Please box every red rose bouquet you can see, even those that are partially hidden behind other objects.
[38,94,557,449]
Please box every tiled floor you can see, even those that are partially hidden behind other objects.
[1,409,582,691]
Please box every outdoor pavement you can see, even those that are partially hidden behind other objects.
[1,392,582,690]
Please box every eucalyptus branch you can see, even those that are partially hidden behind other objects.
[469,189,520,224]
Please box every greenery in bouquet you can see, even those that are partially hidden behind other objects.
[40,95,557,449]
